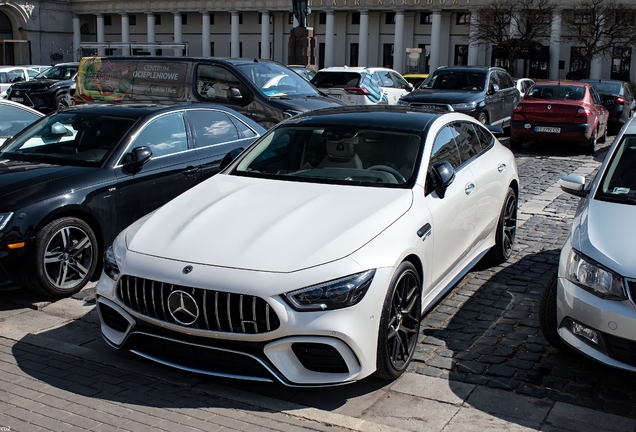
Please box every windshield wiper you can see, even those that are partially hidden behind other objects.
[598,194,636,205]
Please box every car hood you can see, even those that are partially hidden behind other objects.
[126,174,413,272]
[0,159,92,208]
[402,89,483,104]
[574,198,636,278]
[10,78,68,89]
[270,93,347,111]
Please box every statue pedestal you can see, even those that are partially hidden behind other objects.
[288,27,316,68]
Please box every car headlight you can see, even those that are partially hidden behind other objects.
[0,212,13,231]
[397,99,410,106]
[104,245,121,281]
[451,101,477,111]
[565,249,626,300]
[283,269,376,311]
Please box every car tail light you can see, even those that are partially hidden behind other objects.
[513,104,525,121]
[574,105,592,124]
[615,97,625,105]
[344,87,369,95]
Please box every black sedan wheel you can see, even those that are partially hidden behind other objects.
[27,217,98,298]
[488,187,517,264]
[375,261,421,380]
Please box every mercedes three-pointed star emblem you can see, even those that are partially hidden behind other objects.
[167,290,199,325]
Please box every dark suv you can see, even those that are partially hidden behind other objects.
[581,79,636,131]
[6,62,79,113]
[398,66,520,129]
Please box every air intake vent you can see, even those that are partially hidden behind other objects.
[99,303,130,332]
[292,342,349,373]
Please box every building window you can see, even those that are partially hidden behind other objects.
[210,14,215,25]
[319,13,326,25]
[385,12,396,25]
[289,13,294,25]
[611,47,632,81]
[420,12,432,24]
[211,42,215,56]
[568,47,588,80]
[350,43,359,67]
[573,12,592,25]
[418,44,431,73]
[104,15,112,26]
[456,12,470,25]
[352,12,360,25]
[155,15,161,25]
[319,42,325,69]
[182,14,187,25]
[383,43,394,68]
[129,15,136,26]
[454,45,468,66]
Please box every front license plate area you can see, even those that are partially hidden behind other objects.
[534,126,561,133]
[10,97,23,102]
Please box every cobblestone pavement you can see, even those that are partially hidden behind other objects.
[411,138,636,419]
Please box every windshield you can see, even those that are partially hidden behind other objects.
[596,135,636,205]
[0,112,136,167]
[0,104,41,138]
[420,71,486,91]
[232,126,422,187]
[527,85,585,100]
[35,64,77,80]
[589,82,622,95]
[236,62,319,97]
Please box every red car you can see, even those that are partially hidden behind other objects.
[510,81,609,154]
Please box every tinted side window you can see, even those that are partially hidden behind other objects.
[230,116,257,138]
[590,87,602,105]
[196,65,242,101]
[454,122,483,165]
[430,125,461,169]
[129,112,188,158]
[390,71,410,89]
[497,71,514,89]
[188,110,239,148]
[474,124,494,150]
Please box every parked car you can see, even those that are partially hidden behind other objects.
[6,62,79,113]
[581,79,636,132]
[539,116,636,372]
[311,67,412,105]
[514,78,535,98]
[95,105,519,386]
[76,56,345,129]
[0,99,43,144]
[399,66,520,129]
[0,103,265,297]
[22,65,52,73]
[510,81,609,153]
[288,65,317,81]
[0,66,41,98]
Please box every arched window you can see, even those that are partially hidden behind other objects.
[0,11,13,40]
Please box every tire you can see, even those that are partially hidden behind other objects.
[27,217,98,298]
[598,126,607,144]
[538,278,571,352]
[583,129,596,155]
[55,93,67,111]
[487,187,517,264]
[375,261,422,380]
[478,112,489,125]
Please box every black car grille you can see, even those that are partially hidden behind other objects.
[116,275,280,334]
[7,88,34,107]
[126,332,273,380]
[408,102,454,111]
[98,302,130,332]
[603,332,636,367]
[291,342,349,373]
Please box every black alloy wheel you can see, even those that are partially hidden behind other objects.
[488,187,517,264]
[375,261,422,380]
[27,217,98,298]
[478,112,489,125]
[538,278,571,352]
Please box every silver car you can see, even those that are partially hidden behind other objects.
[540,116,636,371]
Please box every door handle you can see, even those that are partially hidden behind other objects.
[465,183,475,195]
[498,163,506,173]
[417,223,432,240]
[182,166,200,176]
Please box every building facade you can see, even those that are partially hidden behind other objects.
[0,0,634,82]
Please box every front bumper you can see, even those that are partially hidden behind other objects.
[512,120,592,142]
[7,88,55,112]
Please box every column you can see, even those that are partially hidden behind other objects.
[174,13,183,56]
[429,10,442,72]
[590,57,602,79]
[72,15,81,61]
[121,14,130,56]
[324,11,335,67]
[359,10,369,67]
[231,11,240,57]
[201,12,211,57]
[549,9,562,79]
[96,14,105,56]
[260,11,270,59]
[467,12,479,66]
[147,13,156,56]
[393,11,405,73]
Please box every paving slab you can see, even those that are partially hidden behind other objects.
[544,402,636,432]
[442,406,539,432]
[465,386,551,425]
[390,373,475,405]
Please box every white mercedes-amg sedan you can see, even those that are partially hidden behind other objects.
[95,105,519,386]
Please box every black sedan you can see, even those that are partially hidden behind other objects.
[581,79,636,131]
[0,103,264,297]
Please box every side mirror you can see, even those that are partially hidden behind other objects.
[486,124,505,136]
[219,147,244,171]
[407,83,414,92]
[228,87,243,101]
[432,161,456,199]
[560,174,587,197]
[49,122,69,136]
[489,83,500,95]
[123,146,153,173]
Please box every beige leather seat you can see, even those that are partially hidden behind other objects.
[317,137,363,169]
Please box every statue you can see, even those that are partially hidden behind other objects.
[292,0,310,28]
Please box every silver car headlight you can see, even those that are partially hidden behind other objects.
[0,212,13,231]
[451,101,477,111]
[104,245,121,281]
[565,249,626,300]
[283,270,376,311]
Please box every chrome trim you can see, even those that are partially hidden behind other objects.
[239,295,245,333]
[142,279,148,314]
[151,281,157,318]
[160,282,167,321]
[134,277,139,311]
[266,304,270,332]
[227,293,233,332]
[203,289,210,330]
[215,291,221,330]
[252,297,258,333]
